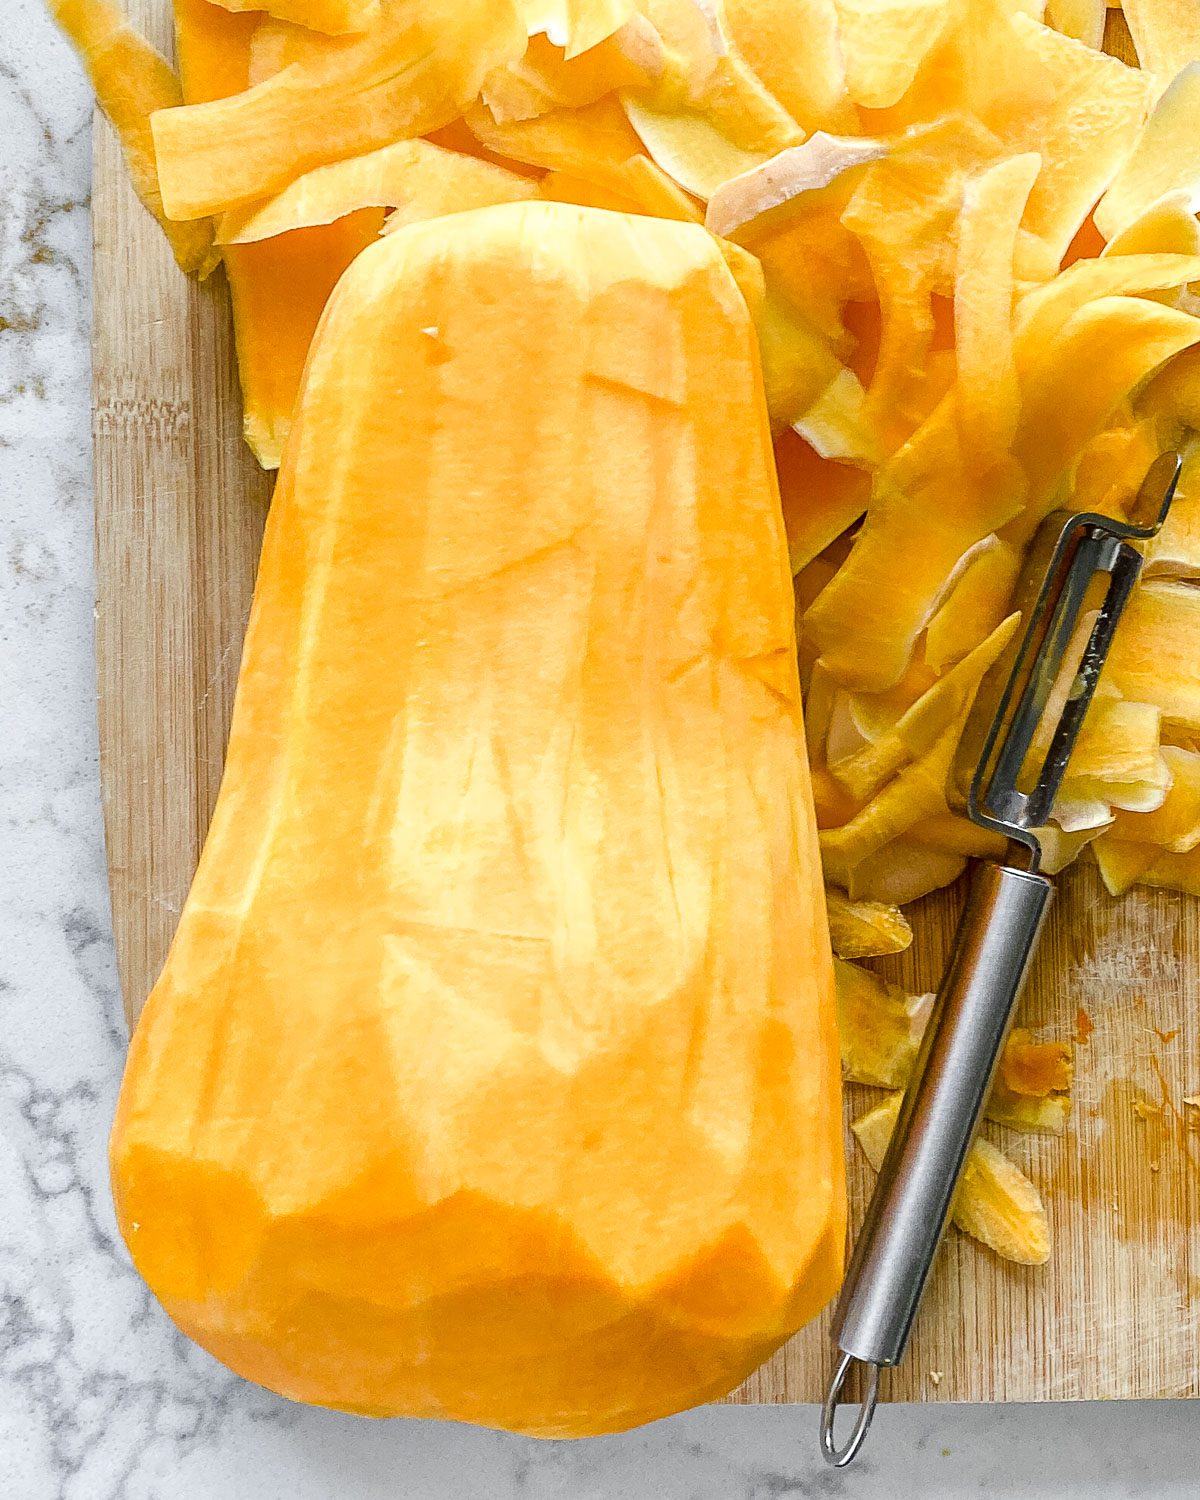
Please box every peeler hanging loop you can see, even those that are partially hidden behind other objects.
[820,1351,880,1468]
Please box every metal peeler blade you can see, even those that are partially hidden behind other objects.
[820,451,1181,1469]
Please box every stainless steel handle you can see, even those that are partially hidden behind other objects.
[821,860,1052,1466]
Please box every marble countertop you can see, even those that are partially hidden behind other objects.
[2,2,1198,1494]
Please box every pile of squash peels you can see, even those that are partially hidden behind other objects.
[53,0,1200,1265]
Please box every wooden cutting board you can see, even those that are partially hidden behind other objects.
[93,3,1200,1407]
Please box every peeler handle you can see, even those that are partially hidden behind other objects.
[822,860,1052,1466]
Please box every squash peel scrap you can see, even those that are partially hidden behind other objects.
[992,14,1153,264]
[1122,0,1200,79]
[621,97,783,201]
[840,116,1005,446]
[924,535,1021,672]
[208,0,380,35]
[1045,0,1105,49]
[620,0,803,199]
[830,614,1019,804]
[825,890,913,958]
[1015,294,1200,498]
[467,94,643,190]
[246,14,357,84]
[218,138,539,243]
[792,368,879,467]
[1000,1029,1074,1096]
[1109,745,1200,851]
[482,30,658,123]
[1097,64,1200,244]
[722,0,852,131]
[1014,253,1200,361]
[1102,189,1200,259]
[1068,417,1171,521]
[1141,347,1200,436]
[820,722,963,888]
[852,1092,1052,1262]
[833,0,960,112]
[836,959,931,1088]
[986,1086,1071,1135]
[805,403,1027,693]
[843,840,967,904]
[774,431,870,575]
[48,0,218,275]
[954,153,1041,473]
[152,0,527,220]
[1108,841,1200,896]
[847,658,940,742]
[1095,743,1200,894]
[705,134,888,244]
[175,0,335,471]
[1056,697,1168,828]
[1106,580,1200,730]
[706,135,881,349]
[520,0,638,58]
[837,961,1073,1133]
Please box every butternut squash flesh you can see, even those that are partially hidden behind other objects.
[110,201,845,1436]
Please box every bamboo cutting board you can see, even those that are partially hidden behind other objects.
[93,3,1200,1407]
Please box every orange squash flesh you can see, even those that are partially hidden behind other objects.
[174,0,257,104]
[110,202,845,1436]
[224,211,385,468]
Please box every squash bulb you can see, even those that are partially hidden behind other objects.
[111,201,845,1436]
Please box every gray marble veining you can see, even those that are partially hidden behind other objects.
[1,1,1198,1494]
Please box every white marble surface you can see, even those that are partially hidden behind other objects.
[2,2,1199,1494]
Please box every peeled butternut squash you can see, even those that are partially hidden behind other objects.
[110,202,845,1436]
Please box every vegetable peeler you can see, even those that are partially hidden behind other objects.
[820,451,1182,1468]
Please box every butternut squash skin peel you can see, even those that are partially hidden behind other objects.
[110,202,845,1436]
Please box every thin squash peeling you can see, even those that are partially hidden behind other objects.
[151,0,528,219]
[48,0,218,274]
[206,0,380,35]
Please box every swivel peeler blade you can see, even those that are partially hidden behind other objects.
[820,451,1181,1468]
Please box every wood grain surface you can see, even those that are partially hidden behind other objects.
[94,4,1200,1406]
